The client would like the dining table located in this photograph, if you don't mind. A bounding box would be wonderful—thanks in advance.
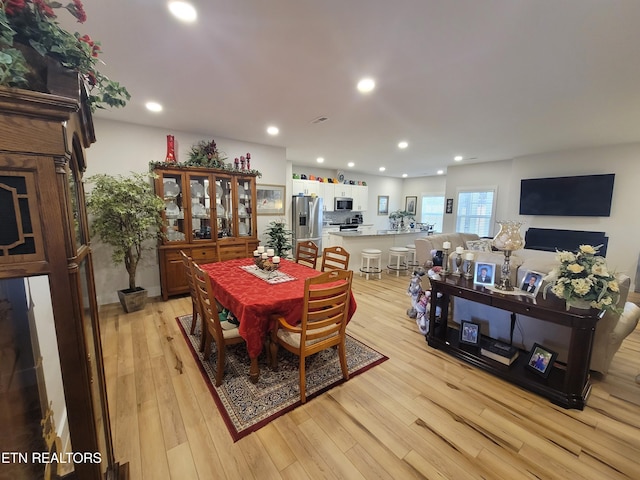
[199,257,357,382]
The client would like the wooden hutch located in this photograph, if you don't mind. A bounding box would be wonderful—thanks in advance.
[0,83,126,478]
[153,164,259,300]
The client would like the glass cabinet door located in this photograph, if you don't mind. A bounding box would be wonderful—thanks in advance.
[161,173,186,242]
[237,176,255,237]
[214,175,234,238]
[188,173,211,240]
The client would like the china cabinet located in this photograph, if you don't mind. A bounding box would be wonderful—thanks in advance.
[154,165,259,300]
[0,84,126,478]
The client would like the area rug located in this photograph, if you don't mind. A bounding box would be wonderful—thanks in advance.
[176,314,387,442]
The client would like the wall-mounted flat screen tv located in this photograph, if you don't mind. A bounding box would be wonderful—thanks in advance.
[519,173,615,216]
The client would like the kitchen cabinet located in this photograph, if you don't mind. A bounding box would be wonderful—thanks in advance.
[292,178,320,196]
[292,179,368,211]
[334,184,353,198]
[0,84,126,478]
[319,183,335,211]
[154,165,259,300]
[352,185,369,211]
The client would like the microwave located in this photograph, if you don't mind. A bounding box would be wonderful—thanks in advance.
[334,197,353,211]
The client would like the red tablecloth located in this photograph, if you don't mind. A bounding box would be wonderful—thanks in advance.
[199,258,357,358]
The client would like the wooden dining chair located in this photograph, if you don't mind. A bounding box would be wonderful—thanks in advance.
[269,269,353,403]
[320,246,350,272]
[180,250,201,336]
[192,264,245,386]
[296,240,319,269]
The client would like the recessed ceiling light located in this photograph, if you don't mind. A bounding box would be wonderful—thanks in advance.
[347,162,355,168]
[402,173,408,178]
[398,141,408,149]
[454,155,463,161]
[266,126,279,136]
[437,169,444,175]
[145,101,163,112]
[357,77,375,93]
[379,166,386,172]
[168,1,197,22]
[316,157,324,163]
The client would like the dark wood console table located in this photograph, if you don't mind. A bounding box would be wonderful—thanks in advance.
[427,276,602,409]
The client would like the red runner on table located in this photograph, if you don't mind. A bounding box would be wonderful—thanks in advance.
[199,258,357,358]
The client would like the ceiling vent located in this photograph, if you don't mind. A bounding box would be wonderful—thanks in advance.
[311,116,328,124]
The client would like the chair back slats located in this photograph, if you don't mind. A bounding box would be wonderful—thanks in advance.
[180,250,201,334]
[320,246,350,271]
[299,270,352,346]
[296,240,319,269]
[193,263,224,342]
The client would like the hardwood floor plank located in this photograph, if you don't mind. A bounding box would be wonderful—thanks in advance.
[256,423,298,471]
[166,443,198,480]
[239,432,282,480]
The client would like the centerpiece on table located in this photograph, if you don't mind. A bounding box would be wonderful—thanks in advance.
[543,244,620,312]
[1,0,129,111]
[253,246,281,272]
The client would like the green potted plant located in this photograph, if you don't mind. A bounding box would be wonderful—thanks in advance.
[86,172,164,313]
[0,0,129,111]
[264,220,293,257]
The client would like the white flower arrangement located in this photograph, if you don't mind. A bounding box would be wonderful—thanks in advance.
[543,244,620,312]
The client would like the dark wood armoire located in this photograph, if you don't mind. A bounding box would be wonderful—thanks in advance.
[0,81,127,478]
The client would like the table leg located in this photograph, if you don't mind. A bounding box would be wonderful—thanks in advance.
[249,357,260,383]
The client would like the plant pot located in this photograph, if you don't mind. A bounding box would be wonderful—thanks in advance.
[117,287,148,313]
[566,298,592,311]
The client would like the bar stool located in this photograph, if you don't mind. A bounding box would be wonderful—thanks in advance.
[405,244,419,269]
[388,247,409,276]
[360,248,382,280]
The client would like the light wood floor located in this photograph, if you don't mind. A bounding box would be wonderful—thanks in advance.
[99,273,640,480]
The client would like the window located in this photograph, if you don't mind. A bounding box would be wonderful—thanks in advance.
[420,195,444,233]
[455,189,496,237]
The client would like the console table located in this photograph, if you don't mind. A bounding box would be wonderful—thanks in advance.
[427,276,602,409]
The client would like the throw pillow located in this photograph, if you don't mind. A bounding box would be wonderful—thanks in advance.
[466,239,493,252]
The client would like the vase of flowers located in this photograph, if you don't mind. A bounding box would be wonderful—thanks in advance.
[1,0,129,111]
[543,244,620,312]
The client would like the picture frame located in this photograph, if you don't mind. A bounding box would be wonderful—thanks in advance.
[459,320,481,346]
[446,198,454,214]
[377,195,389,215]
[520,269,545,296]
[405,196,417,215]
[526,343,558,378]
[256,184,285,215]
[473,262,496,285]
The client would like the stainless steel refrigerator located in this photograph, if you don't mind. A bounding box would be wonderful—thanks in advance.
[292,195,323,254]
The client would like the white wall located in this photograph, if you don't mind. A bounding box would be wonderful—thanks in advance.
[86,119,288,304]
[442,145,640,287]
[403,175,447,229]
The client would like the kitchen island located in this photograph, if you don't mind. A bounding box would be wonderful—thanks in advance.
[327,230,428,272]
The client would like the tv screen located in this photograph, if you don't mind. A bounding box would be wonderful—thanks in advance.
[519,174,615,216]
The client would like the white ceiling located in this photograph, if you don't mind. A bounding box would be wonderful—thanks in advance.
[62,0,640,177]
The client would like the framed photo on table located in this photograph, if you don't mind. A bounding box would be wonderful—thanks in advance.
[405,196,417,215]
[526,343,558,378]
[256,184,285,215]
[459,320,481,346]
[520,270,544,296]
[473,262,495,285]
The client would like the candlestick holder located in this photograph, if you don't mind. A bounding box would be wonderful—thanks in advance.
[463,259,474,279]
[452,253,463,276]
[442,247,450,275]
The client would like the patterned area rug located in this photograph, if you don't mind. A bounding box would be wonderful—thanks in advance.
[176,314,387,442]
